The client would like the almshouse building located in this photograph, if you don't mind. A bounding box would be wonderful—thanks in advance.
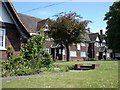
[0,0,113,60]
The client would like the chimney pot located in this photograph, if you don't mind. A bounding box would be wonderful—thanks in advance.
[100,30,103,35]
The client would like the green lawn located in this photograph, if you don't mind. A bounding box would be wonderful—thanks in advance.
[2,60,119,88]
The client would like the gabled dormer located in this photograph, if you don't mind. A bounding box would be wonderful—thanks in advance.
[1,0,30,39]
[0,0,30,51]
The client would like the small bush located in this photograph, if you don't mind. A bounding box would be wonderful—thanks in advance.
[6,47,14,60]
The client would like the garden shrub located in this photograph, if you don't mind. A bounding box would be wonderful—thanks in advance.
[2,29,53,77]
[20,29,52,69]
[6,47,14,60]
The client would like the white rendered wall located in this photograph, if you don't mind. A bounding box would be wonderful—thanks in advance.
[0,1,13,23]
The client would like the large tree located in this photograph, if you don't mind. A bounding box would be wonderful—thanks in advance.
[47,12,91,61]
[104,1,120,52]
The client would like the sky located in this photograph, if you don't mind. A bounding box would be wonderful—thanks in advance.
[12,1,114,33]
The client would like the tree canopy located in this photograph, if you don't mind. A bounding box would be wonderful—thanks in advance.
[47,12,91,61]
[104,1,120,52]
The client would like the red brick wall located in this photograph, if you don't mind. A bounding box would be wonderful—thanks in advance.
[0,51,7,60]
[6,27,21,51]
[0,26,21,60]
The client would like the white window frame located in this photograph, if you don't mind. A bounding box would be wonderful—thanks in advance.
[80,42,85,46]
[80,52,86,57]
[45,48,51,53]
[70,51,77,57]
[95,42,99,47]
[0,28,6,48]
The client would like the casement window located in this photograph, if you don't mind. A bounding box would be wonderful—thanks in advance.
[95,42,100,47]
[45,48,51,53]
[80,52,86,57]
[70,51,77,57]
[0,28,6,48]
[80,42,85,46]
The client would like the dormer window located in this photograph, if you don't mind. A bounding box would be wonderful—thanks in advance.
[95,42,100,47]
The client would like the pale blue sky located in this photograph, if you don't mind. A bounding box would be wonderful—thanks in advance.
[12,2,113,32]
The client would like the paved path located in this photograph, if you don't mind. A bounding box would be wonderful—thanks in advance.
[1,71,70,81]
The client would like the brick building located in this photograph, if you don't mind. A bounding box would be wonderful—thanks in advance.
[0,0,30,60]
[0,0,113,60]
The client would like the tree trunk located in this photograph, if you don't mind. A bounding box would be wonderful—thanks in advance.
[65,45,70,61]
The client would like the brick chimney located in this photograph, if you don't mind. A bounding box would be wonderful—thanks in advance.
[100,30,103,35]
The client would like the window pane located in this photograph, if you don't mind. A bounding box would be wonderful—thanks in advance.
[81,52,86,57]
[0,30,3,36]
[45,48,51,53]
[70,51,77,57]
[0,42,3,46]
[81,43,85,46]
[0,29,5,47]
[0,36,3,41]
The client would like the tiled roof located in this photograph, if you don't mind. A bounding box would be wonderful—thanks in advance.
[17,13,42,33]
[44,40,54,48]
[2,0,30,39]
[88,33,99,41]
[81,33,91,42]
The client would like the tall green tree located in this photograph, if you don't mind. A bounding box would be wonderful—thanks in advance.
[47,12,91,61]
[104,1,120,52]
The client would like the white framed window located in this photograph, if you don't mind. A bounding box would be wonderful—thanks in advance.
[96,52,99,56]
[45,48,51,53]
[80,52,86,57]
[80,42,85,46]
[70,51,77,57]
[95,42,99,47]
[0,28,6,48]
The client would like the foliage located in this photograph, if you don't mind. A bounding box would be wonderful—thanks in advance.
[104,1,120,51]
[2,61,118,88]
[6,46,14,60]
[47,12,91,61]
[20,29,52,69]
[2,56,24,71]
[2,29,52,77]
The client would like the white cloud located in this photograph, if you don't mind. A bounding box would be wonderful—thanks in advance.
[93,28,107,34]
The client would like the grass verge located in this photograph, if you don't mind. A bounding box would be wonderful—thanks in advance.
[2,60,119,88]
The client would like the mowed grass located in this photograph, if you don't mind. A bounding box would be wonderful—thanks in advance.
[2,60,119,88]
